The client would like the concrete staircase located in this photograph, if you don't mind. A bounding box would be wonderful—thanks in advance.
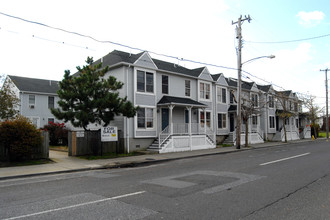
[147,138,170,153]
[222,133,234,145]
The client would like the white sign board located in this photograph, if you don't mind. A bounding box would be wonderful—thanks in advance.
[76,131,84,138]
[101,126,118,142]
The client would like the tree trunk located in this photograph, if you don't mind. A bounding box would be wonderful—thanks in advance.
[283,123,288,143]
[245,121,249,148]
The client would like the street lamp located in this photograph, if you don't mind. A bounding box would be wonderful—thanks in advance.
[236,55,275,149]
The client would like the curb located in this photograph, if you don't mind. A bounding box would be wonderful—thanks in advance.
[0,139,318,181]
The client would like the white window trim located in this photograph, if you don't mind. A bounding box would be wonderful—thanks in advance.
[185,80,191,97]
[27,116,40,128]
[199,110,213,128]
[28,94,36,108]
[269,116,275,129]
[268,95,274,109]
[135,105,157,131]
[217,112,227,129]
[134,68,156,96]
[216,86,227,104]
[198,80,212,102]
[161,74,169,94]
[251,93,259,107]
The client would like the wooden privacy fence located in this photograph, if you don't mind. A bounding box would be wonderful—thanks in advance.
[0,130,49,162]
[68,130,124,156]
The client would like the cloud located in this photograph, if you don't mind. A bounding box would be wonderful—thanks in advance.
[296,11,325,26]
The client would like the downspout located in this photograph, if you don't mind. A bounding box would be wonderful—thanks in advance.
[126,65,130,153]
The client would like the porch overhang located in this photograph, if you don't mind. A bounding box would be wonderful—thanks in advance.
[157,95,206,108]
[228,105,237,112]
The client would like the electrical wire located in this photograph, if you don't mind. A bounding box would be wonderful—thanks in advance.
[0,11,323,101]
[246,33,330,44]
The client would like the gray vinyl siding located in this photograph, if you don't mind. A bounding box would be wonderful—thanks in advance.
[20,92,61,128]
[199,69,213,81]
[217,104,228,112]
[134,53,158,69]
[156,71,197,101]
[136,93,156,106]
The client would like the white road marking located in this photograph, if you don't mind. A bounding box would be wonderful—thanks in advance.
[2,191,146,220]
[260,153,310,166]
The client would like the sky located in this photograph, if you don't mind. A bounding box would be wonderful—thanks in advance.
[0,0,329,111]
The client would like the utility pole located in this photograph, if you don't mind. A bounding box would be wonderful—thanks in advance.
[232,15,251,149]
[321,68,329,140]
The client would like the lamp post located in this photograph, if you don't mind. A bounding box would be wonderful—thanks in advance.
[236,55,275,149]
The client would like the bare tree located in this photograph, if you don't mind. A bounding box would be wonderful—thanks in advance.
[303,95,322,138]
[275,91,298,143]
[241,91,266,147]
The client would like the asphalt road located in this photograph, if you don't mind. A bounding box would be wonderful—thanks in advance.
[1,140,330,219]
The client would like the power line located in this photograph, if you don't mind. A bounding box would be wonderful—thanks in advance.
[0,11,322,100]
[246,33,330,44]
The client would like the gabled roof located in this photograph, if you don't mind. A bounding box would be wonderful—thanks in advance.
[277,90,292,97]
[152,58,202,77]
[95,50,206,78]
[257,84,272,92]
[8,75,59,94]
[157,95,206,107]
[211,74,221,81]
[225,78,255,90]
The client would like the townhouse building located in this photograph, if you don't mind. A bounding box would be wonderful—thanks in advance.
[2,50,311,153]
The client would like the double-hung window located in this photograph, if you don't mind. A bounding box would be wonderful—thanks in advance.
[137,70,154,93]
[162,75,169,94]
[200,111,211,128]
[29,95,35,108]
[200,82,210,100]
[217,87,226,103]
[218,113,227,129]
[252,115,258,125]
[48,96,54,109]
[230,90,234,104]
[269,95,274,108]
[269,116,275,128]
[137,108,154,129]
[185,80,190,97]
[251,94,258,107]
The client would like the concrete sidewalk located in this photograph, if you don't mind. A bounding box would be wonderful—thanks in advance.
[0,139,316,180]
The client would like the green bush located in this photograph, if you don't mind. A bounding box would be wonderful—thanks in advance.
[0,116,42,161]
[43,122,68,146]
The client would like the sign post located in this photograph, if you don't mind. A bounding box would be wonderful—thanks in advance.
[101,126,118,155]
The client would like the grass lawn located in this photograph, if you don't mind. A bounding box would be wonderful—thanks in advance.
[318,132,327,138]
[49,145,68,151]
[78,151,147,160]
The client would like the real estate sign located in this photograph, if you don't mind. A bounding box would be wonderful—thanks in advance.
[101,126,118,142]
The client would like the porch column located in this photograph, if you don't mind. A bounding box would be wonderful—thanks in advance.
[186,106,192,151]
[169,105,174,135]
[203,108,207,134]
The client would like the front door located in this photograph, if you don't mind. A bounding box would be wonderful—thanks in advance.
[162,108,169,131]
[229,113,235,132]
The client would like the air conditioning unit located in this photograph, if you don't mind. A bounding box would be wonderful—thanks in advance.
[29,104,35,109]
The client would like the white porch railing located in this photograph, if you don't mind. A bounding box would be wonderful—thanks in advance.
[159,126,170,148]
[158,123,216,149]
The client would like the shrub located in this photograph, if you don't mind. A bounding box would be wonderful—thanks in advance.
[0,116,42,161]
[43,122,68,146]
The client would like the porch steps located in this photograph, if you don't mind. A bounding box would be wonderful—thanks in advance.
[223,133,234,145]
[147,138,169,153]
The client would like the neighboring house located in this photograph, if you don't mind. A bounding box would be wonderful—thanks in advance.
[3,75,61,128]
